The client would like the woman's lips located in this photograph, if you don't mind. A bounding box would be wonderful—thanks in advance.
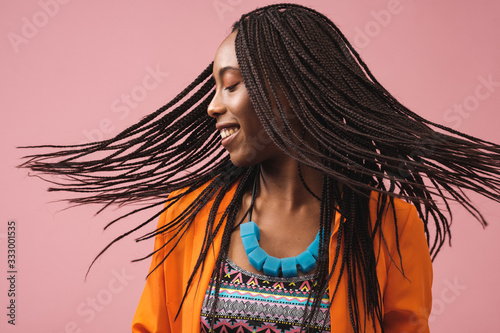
[220,126,239,139]
[220,126,240,147]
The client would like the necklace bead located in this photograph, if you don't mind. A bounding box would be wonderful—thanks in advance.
[240,221,320,277]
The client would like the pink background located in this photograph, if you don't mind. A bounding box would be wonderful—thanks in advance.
[2,0,500,332]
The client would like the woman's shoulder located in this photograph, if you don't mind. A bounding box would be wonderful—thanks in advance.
[369,189,417,213]
[368,189,422,232]
[367,190,430,266]
[167,180,211,205]
[164,177,240,218]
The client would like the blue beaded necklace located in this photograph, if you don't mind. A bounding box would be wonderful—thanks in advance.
[239,170,320,278]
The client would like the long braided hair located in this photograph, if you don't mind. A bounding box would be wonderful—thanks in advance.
[17,3,500,332]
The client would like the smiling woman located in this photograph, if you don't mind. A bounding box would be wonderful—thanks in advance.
[208,31,286,168]
[17,3,500,333]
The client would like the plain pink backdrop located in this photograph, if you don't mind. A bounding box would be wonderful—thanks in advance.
[1,0,500,332]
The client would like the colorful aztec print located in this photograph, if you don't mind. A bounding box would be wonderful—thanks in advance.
[200,258,331,332]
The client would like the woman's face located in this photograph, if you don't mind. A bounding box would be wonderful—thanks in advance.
[207,30,285,167]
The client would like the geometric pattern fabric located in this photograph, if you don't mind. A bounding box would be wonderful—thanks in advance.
[200,258,331,332]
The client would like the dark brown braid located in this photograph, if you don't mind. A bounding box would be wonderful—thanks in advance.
[17,3,500,332]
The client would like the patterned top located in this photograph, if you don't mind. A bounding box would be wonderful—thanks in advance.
[200,258,331,332]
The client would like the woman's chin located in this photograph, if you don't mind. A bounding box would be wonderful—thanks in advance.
[228,153,259,168]
[229,157,250,168]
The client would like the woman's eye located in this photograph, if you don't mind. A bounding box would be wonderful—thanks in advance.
[224,83,239,91]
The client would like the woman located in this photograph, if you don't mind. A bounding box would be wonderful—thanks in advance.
[18,3,500,332]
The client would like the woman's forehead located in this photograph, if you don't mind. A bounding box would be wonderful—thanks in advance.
[213,31,239,76]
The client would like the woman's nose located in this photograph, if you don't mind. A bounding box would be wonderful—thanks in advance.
[207,89,225,118]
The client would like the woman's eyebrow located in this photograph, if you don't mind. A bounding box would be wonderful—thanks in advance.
[215,66,240,79]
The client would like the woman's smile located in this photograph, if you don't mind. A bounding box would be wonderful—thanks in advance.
[207,30,284,167]
[218,124,241,147]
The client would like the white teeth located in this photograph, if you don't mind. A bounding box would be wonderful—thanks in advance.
[220,127,239,139]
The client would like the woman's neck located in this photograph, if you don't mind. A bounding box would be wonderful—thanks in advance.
[258,156,324,210]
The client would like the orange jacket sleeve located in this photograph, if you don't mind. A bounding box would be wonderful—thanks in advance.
[131,204,171,333]
[130,183,233,333]
[382,204,433,333]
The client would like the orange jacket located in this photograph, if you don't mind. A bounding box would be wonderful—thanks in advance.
[132,180,432,332]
